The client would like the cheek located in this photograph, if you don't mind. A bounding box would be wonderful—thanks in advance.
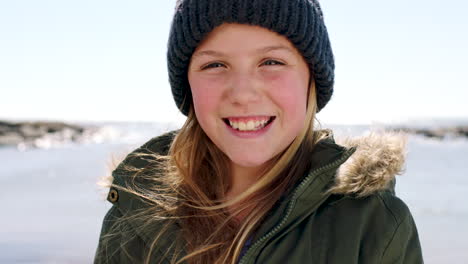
[266,71,308,117]
[189,76,223,125]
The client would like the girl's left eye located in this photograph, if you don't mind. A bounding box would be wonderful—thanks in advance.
[262,59,285,66]
[201,62,225,70]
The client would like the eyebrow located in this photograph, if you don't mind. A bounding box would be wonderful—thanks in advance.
[192,45,295,58]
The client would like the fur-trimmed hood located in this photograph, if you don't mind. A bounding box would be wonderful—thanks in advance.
[330,131,407,197]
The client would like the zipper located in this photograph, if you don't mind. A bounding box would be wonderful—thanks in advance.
[237,147,356,264]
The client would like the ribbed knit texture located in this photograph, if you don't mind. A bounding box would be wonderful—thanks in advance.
[167,0,334,115]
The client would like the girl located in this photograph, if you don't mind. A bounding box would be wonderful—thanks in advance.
[94,0,423,263]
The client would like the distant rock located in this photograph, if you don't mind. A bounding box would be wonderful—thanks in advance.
[0,120,120,150]
[387,125,468,140]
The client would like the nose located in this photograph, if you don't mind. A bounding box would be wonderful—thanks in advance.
[227,71,261,106]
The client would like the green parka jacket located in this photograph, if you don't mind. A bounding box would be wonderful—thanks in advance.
[94,130,423,264]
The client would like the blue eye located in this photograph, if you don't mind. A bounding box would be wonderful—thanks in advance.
[262,60,285,66]
[202,62,225,70]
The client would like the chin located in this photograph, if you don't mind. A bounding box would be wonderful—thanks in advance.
[229,154,271,169]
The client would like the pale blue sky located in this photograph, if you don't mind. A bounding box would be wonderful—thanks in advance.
[1,0,467,124]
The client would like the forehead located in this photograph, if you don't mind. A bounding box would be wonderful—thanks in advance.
[193,23,298,57]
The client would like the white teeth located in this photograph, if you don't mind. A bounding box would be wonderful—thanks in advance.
[227,118,272,131]
[239,122,246,130]
[246,120,255,130]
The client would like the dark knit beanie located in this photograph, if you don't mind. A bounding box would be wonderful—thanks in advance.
[167,0,334,115]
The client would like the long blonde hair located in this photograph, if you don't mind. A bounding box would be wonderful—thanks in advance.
[106,80,325,264]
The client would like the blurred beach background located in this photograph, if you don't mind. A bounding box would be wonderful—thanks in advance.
[1,0,467,263]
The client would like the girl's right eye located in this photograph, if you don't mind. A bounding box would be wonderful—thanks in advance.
[202,62,225,70]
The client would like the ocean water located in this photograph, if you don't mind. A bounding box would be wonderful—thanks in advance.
[0,122,466,264]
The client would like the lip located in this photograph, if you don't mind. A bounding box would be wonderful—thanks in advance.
[223,116,276,139]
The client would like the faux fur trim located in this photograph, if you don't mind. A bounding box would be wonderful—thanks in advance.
[329,131,408,197]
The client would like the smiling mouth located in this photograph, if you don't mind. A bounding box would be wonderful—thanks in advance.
[222,116,276,131]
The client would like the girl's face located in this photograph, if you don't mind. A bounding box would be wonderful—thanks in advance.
[188,23,310,173]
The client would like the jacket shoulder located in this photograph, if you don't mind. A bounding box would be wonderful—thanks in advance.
[326,190,413,233]
[95,131,181,262]
[376,191,412,225]
[112,130,177,177]
[105,130,177,208]
[323,191,423,263]
[377,192,424,263]
[105,129,178,208]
